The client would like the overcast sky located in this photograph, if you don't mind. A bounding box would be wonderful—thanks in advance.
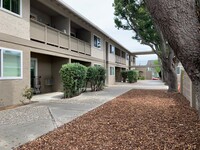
[62,0,157,65]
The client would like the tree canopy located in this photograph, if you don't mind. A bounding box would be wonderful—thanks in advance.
[114,0,160,53]
[113,0,178,92]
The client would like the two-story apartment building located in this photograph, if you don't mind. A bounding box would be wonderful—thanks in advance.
[0,0,135,106]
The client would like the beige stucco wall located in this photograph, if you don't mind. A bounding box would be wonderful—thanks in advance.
[0,0,30,40]
[108,53,115,63]
[91,34,104,60]
[107,65,115,85]
[126,59,129,66]
[91,47,104,60]
[135,67,152,80]
[52,57,69,92]
[0,41,30,106]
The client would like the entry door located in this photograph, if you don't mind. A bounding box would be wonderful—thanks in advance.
[31,58,38,88]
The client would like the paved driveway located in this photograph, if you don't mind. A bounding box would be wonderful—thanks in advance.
[0,80,167,149]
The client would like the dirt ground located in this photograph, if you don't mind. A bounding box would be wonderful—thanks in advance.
[16,90,200,150]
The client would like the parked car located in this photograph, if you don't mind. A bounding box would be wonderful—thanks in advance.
[152,77,159,80]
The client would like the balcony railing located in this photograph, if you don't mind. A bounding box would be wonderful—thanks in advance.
[115,55,126,64]
[30,19,91,55]
[71,36,91,55]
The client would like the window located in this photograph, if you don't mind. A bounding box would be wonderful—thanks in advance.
[110,67,115,75]
[126,53,129,60]
[110,45,115,54]
[0,48,22,79]
[94,64,101,67]
[94,35,101,48]
[1,0,21,15]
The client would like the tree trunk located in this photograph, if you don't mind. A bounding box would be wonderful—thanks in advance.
[161,62,168,84]
[145,0,200,116]
[168,67,178,92]
[162,58,178,92]
[145,0,200,82]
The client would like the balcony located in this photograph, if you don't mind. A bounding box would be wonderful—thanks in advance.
[30,19,91,55]
[71,36,91,55]
[115,55,126,64]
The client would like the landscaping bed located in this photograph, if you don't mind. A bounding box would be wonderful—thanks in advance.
[16,90,200,150]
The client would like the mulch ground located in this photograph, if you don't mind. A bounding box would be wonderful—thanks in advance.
[16,90,200,150]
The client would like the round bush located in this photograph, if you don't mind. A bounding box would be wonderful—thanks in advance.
[59,63,87,98]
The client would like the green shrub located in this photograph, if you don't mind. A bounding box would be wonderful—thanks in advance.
[96,66,106,91]
[121,70,128,82]
[86,66,98,91]
[59,63,87,98]
[127,70,138,83]
[86,66,106,91]
[21,86,33,104]
[138,76,145,80]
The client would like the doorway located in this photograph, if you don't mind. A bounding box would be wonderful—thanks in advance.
[31,58,38,87]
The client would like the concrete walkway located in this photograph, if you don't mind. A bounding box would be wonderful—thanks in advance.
[0,80,167,150]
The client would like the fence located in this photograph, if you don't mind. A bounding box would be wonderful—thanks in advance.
[180,70,196,109]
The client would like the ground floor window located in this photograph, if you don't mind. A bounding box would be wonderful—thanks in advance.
[94,64,101,67]
[0,47,23,79]
[110,67,115,75]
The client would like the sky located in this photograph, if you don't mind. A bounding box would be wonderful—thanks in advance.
[62,0,157,65]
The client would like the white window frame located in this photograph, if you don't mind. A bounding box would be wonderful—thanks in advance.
[93,34,101,49]
[110,67,115,75]
[0,0,22,17]
[0,47,23,80]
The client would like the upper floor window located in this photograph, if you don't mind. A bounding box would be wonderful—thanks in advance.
[126,53,129,60]
[0,0,21,15]
[0,48,23,79]
[94,35,101,48]
[110,45,115,54]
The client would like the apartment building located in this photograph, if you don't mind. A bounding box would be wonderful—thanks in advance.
[0,0,135,106]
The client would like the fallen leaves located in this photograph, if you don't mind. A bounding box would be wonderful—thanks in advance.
[16,90,200,150]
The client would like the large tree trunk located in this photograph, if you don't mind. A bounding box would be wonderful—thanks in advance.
[162,67,168,83]
[145,0,200,81]
[168,67,178,92]
[161,58,178,92]
[145,0,200,115]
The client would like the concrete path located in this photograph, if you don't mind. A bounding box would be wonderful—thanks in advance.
[0,80,167,150]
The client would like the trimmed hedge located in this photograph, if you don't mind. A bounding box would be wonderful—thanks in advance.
[121,70,128,82]
[121,70,138,83]
[86,66,98,91]
[86,66,106,91]
[95,66,106,91]
[60,64,106,98]
[59,63,87,98]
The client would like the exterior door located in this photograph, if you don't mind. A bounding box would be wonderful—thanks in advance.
[31,58,38,88]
